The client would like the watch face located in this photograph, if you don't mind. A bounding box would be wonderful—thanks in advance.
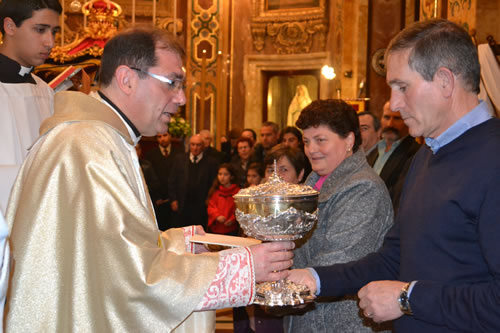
[399,290,412,314]
[400,296,409,309]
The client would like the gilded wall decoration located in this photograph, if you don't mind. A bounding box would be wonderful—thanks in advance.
[156,17,183,35]
[448,0,475,32]
[118,0,172,18]
[420,0,440,20]
[371,48,386,76]
[250,0,327,54]
[51,0,122,63]
[187,0,221,132]
[266,0,320,10]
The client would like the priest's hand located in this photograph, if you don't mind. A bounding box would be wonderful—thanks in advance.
[250,241,294,282]
[358,280,405,323]
[287,269,317,295]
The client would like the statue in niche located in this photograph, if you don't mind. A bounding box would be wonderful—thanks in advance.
[287,84,312,126]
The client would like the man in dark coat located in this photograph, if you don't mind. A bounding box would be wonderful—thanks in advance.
[144,132,183,230]
[168,134,218,229]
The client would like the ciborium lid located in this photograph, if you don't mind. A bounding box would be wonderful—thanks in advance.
[234,164,318,241]
[234,164,318,200]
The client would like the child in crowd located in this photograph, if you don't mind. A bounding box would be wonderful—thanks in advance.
[207,163,240,235]
[246,162,264,187]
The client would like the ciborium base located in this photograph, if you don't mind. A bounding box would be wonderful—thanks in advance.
[254,280,315,306]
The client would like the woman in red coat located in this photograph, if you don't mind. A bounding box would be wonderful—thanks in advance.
[207,163,240,235]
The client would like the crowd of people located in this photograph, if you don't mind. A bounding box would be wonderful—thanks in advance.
[135,114,321,234]
[1,0,499,331]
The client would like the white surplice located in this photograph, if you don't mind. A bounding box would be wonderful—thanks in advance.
[0,75,53,211]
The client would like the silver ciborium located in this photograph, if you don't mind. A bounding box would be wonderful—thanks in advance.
[234,168,319,306]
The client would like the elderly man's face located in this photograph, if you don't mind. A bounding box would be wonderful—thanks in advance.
[190,135,204,156]
[134,49,186,136]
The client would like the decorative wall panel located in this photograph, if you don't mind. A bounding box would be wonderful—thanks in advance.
[187,0,221,134]
[250,0,327,54]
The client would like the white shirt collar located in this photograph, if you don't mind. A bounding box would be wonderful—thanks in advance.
[91,91,141,145]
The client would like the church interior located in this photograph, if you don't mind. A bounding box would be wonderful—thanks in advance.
[21,0,500,148]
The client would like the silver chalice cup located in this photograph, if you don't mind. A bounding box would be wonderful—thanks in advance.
[234,171,318,306]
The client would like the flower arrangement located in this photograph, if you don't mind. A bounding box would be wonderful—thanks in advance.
[168,116,192,138]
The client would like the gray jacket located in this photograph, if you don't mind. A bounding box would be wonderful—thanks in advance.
[286,149,394,333]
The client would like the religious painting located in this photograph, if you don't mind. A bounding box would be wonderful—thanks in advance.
[266,0,320,11]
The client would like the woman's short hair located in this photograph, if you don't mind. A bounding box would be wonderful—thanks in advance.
[296,99,361,153]
[242,128,257,142]
[264,144,305,177]
[235,136,254,149]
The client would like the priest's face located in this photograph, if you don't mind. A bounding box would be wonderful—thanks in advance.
[7,9,60,67]
[135,49,186,136]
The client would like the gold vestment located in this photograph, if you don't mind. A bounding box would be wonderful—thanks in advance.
[5,91,224,332]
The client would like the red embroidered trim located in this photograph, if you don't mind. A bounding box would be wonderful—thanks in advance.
[196,247,255,310]
[243,246,255,305]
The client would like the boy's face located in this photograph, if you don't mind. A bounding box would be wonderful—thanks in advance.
[7,8,60,67]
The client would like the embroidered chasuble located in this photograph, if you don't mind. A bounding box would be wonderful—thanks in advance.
[5,91,255,332]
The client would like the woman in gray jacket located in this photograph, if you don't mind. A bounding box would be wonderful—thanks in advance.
[285,99,393,332]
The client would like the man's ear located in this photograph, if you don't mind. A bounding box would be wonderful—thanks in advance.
[3,17,16,36]
[435,67,455,98]
[114,65,137,95]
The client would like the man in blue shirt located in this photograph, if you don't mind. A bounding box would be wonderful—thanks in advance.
[288,19,500,332]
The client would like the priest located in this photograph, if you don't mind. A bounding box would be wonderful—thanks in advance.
[5,27,294,332]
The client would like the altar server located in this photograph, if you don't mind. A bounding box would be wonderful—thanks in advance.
[0,0,61,211]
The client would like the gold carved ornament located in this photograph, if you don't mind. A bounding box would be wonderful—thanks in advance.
[50,0,122,63]
[252,20,326,54]
[250,0,327,54]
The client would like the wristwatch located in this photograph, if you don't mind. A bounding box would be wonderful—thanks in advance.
[398,282,413,315]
